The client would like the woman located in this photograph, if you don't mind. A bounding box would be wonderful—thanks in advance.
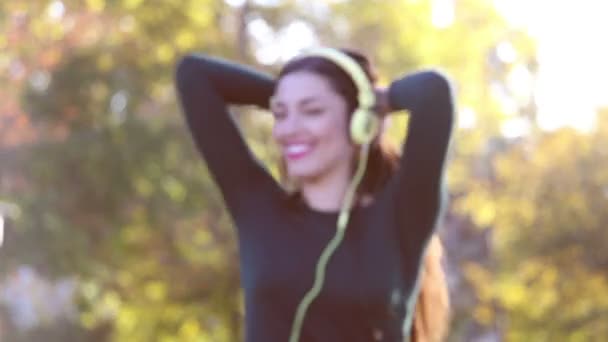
[175,47,453,341]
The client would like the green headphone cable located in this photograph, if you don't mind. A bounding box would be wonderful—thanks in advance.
[288,143,372,342]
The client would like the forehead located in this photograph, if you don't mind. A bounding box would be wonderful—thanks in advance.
[274,71,336,103]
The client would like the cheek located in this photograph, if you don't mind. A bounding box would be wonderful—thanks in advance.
[317,111,351,147]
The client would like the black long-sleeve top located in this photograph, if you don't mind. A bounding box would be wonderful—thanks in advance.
[175,53,454,342]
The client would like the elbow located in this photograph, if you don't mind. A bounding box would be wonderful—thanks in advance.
[174,54,209,91]
[389,69,455,118]
[422,70,455,122]
[420,70,453,105]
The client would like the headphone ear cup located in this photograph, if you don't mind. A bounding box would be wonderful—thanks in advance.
[350,109,380,145]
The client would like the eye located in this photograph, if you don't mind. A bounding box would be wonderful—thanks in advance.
[303,108,324,116]
[272,110,287,120]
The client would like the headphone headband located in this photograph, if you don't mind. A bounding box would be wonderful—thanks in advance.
[298,48,375,110]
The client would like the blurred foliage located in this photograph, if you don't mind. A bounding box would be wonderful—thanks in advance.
[460,110,608,340]
[0,0,606,341]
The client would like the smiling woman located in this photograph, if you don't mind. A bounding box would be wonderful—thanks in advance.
[175,47,454,342]
[271,71,356,201]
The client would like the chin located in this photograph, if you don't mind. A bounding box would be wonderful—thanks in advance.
[288,171,318,183]
[287,166,324,183]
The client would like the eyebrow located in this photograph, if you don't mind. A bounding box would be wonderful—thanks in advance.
[271,96,322,108]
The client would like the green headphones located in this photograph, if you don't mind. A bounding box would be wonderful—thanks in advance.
[286,47,379,342]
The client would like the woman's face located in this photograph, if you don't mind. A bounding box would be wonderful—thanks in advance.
[271,71,355,184]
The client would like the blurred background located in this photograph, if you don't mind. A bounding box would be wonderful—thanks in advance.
[1,0,607,341]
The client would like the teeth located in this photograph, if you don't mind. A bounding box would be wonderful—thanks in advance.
[286,144,311,154]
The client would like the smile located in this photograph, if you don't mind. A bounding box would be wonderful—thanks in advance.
[284,144,313,160]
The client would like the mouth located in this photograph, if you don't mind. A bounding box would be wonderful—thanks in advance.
[283,143,314,161]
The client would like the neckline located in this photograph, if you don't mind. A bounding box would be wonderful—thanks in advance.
[285,190,377,220]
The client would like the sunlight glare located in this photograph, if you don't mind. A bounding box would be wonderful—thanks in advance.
[494,0,608,132]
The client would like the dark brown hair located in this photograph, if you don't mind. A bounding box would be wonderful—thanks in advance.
[277,48,450,341]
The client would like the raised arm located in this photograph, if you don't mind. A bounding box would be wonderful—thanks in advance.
[174,53,278,211]
[386,70,455,249]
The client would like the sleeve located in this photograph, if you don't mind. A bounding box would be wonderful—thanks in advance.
[386,70,455,250]
[174,53,279,212]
